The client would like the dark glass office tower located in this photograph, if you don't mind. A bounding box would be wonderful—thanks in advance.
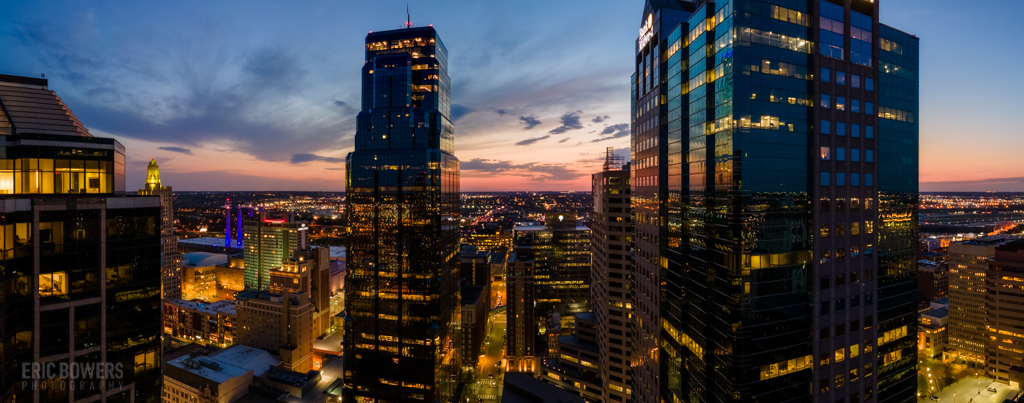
[630,1,918,402]
[344,26,462,403]
[0,74,163,402]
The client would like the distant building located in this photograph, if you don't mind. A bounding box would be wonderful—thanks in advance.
[512,213,591,333]
[949,235,1019,363]
[590,154,632,402]
[234,290,314,372]
[0,73,163,401]
[163,299,237,347]
[243,215,308,290]
[463,224,511,253]
[215,254,246,300]
[539,313,602,402]
[918,259,949,302]
[986,239,1024,386]
[461,283,490,373]
[507,249,537,373]
[183,252,229,301]
[918,303,948,359]
[140,159,180,299]
[179,236,244,254]
[163,345,280,403]
[460,244,493,286]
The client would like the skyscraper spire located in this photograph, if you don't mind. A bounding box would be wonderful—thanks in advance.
[406,4,411,28]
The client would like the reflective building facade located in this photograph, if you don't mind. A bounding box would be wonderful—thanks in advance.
[630,1,918,402]
[344,26,462,403]
[0,74,163,402]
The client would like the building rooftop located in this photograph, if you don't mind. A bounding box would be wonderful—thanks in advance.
[513,225,590,232]
[558,335,599,354]
[502,372,584,403]
[235,290,308,303]
[922,308,948,320]
[462,284,486,305]
[184,252,230,267]
[329,246,346,260]
[165,298,236,316]
[166,345,279,384]
[180,237,242,248]
[959,234,1021,246]
[0,74,92,137]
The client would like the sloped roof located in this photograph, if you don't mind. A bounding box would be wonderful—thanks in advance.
[0,75,92,137]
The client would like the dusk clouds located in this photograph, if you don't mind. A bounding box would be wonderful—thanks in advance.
[519,115,542,130]
[0,1,639,190]
[549,111,584,134]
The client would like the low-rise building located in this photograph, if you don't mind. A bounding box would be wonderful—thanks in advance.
[918,304,948,359]
[183,252,230,301]
[235,290,314,372]
[163,345,280,403]
[164,299,237,347]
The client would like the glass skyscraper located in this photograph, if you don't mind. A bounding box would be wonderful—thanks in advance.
[0,74,163,402]
[343,26,462,403]
[630,1,918,402]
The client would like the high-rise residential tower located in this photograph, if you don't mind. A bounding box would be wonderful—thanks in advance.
[242,214,308,290]
[138,159,179,299]
[0,74,163,402]
[591,150,632,402]
[343,25,462,403]
[630,1,919,402]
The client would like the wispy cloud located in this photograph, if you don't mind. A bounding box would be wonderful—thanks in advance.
[516,135,550,146]
[592,123,630,142]
[462,158,581,181]
[451,104,474,122]
[291,153,345,163]
[558,137,570,143]
[158,146,192,155]
[592,115,609,123]
[519,115,542,130]
[550,111,584,134]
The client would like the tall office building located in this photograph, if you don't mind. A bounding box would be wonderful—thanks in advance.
[947,236,1017,364]
[0,74,163,402]
[986,239,1024,386]
[506,249,537,373]
[512,213,591,334]
[242,214,308,290]
[343,25,462,403]
[591,151,633,402]
[630,1,918,402]
[138,159,179,299]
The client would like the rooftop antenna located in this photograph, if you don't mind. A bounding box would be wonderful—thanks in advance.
[406,4,412,28]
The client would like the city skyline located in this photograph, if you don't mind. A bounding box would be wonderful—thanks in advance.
[1,0,1022,192]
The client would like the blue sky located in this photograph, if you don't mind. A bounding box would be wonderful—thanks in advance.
[1,0,1022,191]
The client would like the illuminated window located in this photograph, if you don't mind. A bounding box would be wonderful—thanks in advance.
[39,272,68,297]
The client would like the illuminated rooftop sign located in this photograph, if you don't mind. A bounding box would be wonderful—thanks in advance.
[639,13,654,49]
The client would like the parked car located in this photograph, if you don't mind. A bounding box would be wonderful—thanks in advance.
[929,396,939,402]
[987,386,998,392]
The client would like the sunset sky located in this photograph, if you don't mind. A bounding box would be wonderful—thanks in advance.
[2,0,1022,192]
